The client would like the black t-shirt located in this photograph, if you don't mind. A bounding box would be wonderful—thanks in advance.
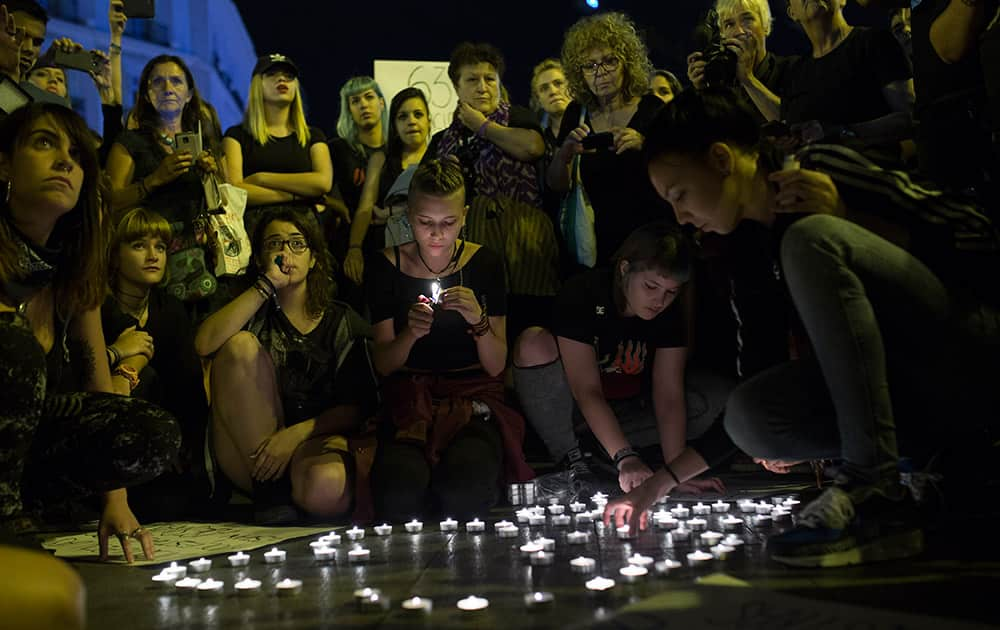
[556,94,674,266]
[552,268,687,400]
[224,124,327,180]
[101,289,207,429]
[367,244,507,372]
[328,137,382,216]
[779,27,912,127]
[115,130,205,236]
[246,300,376,425]
[911,0,996,191]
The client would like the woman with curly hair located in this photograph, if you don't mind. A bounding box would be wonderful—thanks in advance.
[548,12,673,265]
[194,208,376,525]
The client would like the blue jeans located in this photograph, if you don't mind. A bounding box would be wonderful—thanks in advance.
[725,215,999,486]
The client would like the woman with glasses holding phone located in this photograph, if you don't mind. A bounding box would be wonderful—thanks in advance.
[194,208,376,525]
[548,12,673,266]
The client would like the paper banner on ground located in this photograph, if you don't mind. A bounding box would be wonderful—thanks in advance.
[41,521,337,565]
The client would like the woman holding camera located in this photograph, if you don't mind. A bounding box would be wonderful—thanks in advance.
[548,12,670,267]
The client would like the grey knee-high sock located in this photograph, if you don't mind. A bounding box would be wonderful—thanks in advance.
[513,360,579,463]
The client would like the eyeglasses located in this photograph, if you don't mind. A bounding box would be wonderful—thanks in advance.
[262,237,309,254]
[580,56,621,76]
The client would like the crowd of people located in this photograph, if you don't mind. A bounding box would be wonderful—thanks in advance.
[1,1,999,622]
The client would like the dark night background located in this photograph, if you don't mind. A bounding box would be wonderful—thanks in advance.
[235,0,884,135]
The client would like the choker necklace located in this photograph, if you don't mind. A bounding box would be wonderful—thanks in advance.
[114,289,150,318]
[417,240,461,276]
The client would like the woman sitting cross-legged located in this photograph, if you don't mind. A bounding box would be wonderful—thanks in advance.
[514,222,732,502]
[194,208,376,525]
[368,159,533,522]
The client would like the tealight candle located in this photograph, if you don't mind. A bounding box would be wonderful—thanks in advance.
[524,591,555,608]
[264,547,286,564]
[570,556,597,574]
[310,540,331,550]
[654,515,678,531]
[722,534,745,547]
[457,595,490,611]
[752,514,772,527]
[313,546,335,562]
[520,542,544,557]
[692,502,711,516]
[547,504,565,515]
[529,551,554,566]
[348,547,370,563]
[712,500,731,513]
[465,518,485,533]
[700,531,723,545]
[738,500,757,513]
[197,578,224,596]
[619,565,648,582]
[687,550,713,565]
[188,557,211,573]
[151,571,178,587]
[439,517,458,532]
[494,520,514,532]
[654,559,682,575]
[591,492,608,503]
[359,590,389,612]
[174,577,202,593]
[535,536,556,551]
[671,527,691,542]
[234,578,262,596]
[616,524,634,540]
[627,553,655,568]
[772,495,787,506]
[569,501,587,513]
[755,502,773,515]
[162,562,187,578]
[721,515,744,531]
[782,498,801,509]
[402,596,433,613]
[276,578,303,596]
[346,526,365,541]
[566,530,590,545]
[498,525,519,538]
[405,519,424,533]
[528,513,546,526]
[575,512,593,525]
[711,544,735,560]
[585,576,616,592]
[374,523,393,536]
[319,532,342,545]
[670,505,691,519]
[515,509,532,524]
[688,517,708,532]
[771,509,791,522]
[551,514,571,527]
[353,587,379,603]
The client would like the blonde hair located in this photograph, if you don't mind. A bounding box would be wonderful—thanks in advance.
[716,0,773,36]
[244,74,311,148]
[108,208,173,289]
[561,12,653,111]
[529,58,565,111]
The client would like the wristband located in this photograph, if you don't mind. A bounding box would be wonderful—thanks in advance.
[476,120,491,139]
[258,274,277,296]
[107,344,121,367]
[109,42,122,53]
[612,446,640,469]
[252,284,270,301]
[113,364,140,392]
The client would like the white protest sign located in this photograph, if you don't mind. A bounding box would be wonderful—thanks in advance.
[374,60,458,134]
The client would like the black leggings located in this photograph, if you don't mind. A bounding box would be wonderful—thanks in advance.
[0,315,181,519]
[372,418,502,522]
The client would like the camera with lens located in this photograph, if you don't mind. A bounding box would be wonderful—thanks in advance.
[691,9,739,89]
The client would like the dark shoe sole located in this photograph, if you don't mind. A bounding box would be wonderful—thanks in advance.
[772,528,924,568]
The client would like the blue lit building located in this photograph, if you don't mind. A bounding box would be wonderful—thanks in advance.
[40,0,256,135]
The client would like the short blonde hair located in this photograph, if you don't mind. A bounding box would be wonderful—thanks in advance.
[561,12,653,111]
[529,58,565,111]
[716,0,773,36]
[108,208,173,289]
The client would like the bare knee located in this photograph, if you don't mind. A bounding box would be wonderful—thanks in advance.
[213,331,264,372]
[513,327,559,367]
[0,548,85,630]
[293,459,350,517]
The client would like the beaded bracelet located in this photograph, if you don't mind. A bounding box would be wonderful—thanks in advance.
[113,364,140,392]
[470,311,491,337]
